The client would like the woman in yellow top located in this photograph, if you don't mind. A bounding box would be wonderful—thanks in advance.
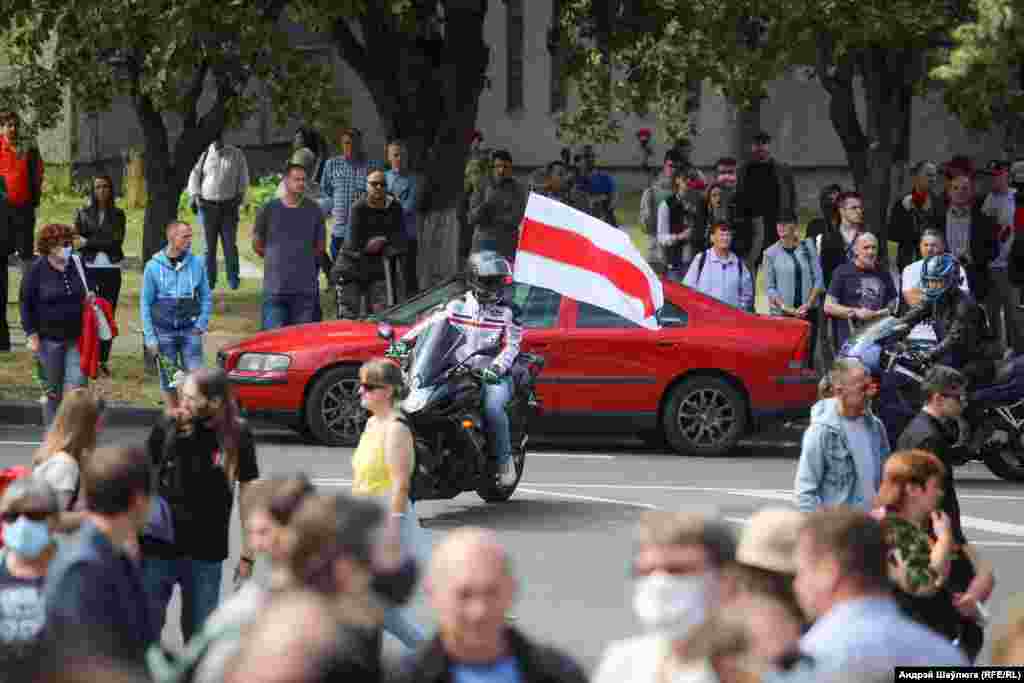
[351,357,427,649]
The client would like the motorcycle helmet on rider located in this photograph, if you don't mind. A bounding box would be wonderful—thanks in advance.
[467,251,512,304]
[920,253,960,304]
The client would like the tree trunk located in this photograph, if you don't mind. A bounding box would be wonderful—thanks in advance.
[331,1,489,289]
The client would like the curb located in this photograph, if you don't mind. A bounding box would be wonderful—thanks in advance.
[0,401,164,428]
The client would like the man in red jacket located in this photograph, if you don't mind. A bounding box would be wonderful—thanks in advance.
[0,111,45,273]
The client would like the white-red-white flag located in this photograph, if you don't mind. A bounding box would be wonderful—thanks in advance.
[514,192,663,330]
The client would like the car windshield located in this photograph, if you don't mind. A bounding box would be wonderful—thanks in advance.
[370,278,469,325]
[845,315,901,354]
[407,317,465,388]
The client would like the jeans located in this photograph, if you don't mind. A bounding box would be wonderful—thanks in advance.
[330,234,345,262]
[383,501,428,649]
[482,376,513,466]
[155,329,205,392]
[262,292,317,330]
[37,338,86,425]
[199,202,241,290]
[141,556,223,642]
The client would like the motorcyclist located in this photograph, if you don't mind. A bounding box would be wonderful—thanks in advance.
[397,251,523,487]
[896,253,999,388]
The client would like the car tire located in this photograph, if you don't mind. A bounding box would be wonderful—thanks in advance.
[663,375,747,457]
[305,366,367,447]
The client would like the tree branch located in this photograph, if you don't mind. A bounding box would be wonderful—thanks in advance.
[816,34,868,184]
[332,17,371,84]
[182,60,210,131]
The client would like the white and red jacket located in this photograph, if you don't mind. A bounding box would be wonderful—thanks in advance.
[402,291,523,375]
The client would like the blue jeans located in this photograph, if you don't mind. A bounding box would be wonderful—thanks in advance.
[330,234,345,261]
[382,501,428,649]
[483,376,513,466]
[262,293,317,330]
[141,557,223,642]
[199,203,241,290]
[36,338,86,425]
[155,330,205,392]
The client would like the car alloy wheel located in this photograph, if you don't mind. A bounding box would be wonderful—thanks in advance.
[663,375,747,457]
[306,366,368,446]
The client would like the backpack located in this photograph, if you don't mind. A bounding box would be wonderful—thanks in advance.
[0,466,32,548]
[694,249,752,311]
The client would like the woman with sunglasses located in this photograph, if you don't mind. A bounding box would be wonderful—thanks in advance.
[0,477,61,669]
[350,357,427,649]
[20,223,95,425]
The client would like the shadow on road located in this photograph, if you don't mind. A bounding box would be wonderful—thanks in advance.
[421,498,649,533]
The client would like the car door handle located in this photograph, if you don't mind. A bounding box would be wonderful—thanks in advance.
[656,340,678,347]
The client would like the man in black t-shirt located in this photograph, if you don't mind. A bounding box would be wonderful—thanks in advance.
[825,232,899,352]
[141,368,259,642]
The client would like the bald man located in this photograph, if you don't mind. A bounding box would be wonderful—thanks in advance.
[398,527,586,683]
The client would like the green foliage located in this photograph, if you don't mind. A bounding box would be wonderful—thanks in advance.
[932,0,1024,134]
[242,174,283,216]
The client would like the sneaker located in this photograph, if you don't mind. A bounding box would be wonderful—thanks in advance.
[497,461,517,487]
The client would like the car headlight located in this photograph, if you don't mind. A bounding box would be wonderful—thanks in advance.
[235,353,291,372]
[402,387,432,414]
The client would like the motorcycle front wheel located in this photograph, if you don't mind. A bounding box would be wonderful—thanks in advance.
[979,418,1024,481]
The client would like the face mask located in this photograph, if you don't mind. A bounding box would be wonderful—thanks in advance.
[61,245,72,260]
[3,516,51,559]
[633,572,708,639]
[371,557,419,606]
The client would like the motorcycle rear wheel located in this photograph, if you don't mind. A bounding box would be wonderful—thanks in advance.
[477,446,526,503]
[984,447,1024,481]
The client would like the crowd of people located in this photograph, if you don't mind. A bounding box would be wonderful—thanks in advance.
[4,363,1024,682]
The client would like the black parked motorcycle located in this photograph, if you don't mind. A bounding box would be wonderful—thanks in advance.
[378,318,545,502]
[840,317,1024,481]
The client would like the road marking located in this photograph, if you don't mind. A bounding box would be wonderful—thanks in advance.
[528,453,616,460]
[517,488,658,509]
[960,515,1024,537]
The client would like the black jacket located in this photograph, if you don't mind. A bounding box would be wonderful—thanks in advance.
[941,205,997,300]
[888,193,943,272]
[396,628,587,683]
[896,411,967,545]
[75,200,127,264]
[898,287,995,370]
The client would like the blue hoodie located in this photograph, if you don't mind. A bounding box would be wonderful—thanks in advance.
[141,248,213,346]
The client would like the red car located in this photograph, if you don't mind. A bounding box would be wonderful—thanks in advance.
[218,277,818,455]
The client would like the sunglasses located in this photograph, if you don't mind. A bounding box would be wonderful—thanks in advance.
[368,181,386,187]
[359,382,386,392]
[2,510,51,523]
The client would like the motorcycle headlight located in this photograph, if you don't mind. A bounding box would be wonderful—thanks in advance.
[235,353,291,372]
[402,387,433,414]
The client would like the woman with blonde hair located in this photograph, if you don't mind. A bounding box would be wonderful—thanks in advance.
[876,449,989,659]
[350,357,428,649]
[33,388,100,514]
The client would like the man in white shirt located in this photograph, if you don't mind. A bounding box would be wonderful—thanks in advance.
[187,134,250,308]
[683,222,754,311]
[901,229,970,342]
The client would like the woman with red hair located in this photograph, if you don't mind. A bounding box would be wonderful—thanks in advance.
[20,224,92,425]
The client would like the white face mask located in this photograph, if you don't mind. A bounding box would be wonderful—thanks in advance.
[633,571,709,639]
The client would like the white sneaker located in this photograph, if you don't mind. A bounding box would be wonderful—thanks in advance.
[497,461,517,487]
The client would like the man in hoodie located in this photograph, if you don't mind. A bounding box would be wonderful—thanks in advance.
[140,222,214,411]
[639,150,681,270]
[333,168,407,319]
[794,358,890,512]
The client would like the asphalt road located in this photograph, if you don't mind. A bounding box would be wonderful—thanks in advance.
[2,422,1022,669]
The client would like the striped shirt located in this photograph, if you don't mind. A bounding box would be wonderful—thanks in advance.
[319,156,377,238]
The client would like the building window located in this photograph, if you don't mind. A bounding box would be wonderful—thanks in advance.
[506,0,524,112]
[549,0,567,113]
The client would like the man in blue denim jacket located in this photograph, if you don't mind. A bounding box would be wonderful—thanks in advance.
[141,221,213,411]
[794,359,890,512]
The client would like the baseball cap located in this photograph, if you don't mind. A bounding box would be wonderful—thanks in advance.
[735,507,805,575]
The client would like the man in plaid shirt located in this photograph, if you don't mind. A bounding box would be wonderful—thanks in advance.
[319,127,378,260]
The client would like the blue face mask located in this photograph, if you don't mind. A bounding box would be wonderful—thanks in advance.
[3,516,51,559]
[61,245,72,260]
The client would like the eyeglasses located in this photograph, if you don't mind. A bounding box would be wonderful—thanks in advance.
[2,510,51,523]
[368,181,386,188]
[359,382,386,392]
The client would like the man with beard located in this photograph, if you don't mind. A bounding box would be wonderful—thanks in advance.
[141,368,260,643]
[824,232,898,353]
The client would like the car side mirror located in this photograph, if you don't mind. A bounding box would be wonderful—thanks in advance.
[378,322,394,341]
